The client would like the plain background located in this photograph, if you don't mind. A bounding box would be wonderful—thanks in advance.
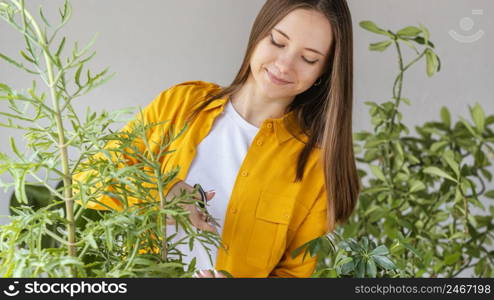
[0,0,493,275]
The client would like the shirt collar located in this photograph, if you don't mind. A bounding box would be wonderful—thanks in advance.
[203,97,307,145]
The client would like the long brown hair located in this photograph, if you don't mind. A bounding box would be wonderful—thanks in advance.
[186,0,360,232]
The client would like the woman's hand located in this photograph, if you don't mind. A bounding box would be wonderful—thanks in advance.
[165,180,217,233]
[192,269,227,278]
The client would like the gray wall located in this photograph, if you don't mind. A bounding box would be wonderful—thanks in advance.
[1,1,493,231]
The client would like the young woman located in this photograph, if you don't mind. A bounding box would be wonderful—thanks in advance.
[75,0,360,278]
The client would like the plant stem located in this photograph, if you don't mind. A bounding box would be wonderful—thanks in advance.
[14,0,77,263]
[139,118,168,262]
[157,173,168,262]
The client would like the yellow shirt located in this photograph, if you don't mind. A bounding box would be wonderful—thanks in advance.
[74,80,329,278]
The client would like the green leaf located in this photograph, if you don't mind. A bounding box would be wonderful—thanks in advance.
[413,36,435,48]
[20,50,35,64]
[370,165,386,182]
[39,6,52,27]
[367,259,377,277]
[364,139,387,149]
[450,232,467,240]
[400,98,411,106]
[340,260,354,275]
[0,52,24,69]
[485,190,494,199]
[336,257,353,268]
[355,258,365,278]
[409,180,426,193]
[486,115,494,126]
[401,241,422,259]
[419,24,431,46]
[397,26,422,37]
[0,83,13,93]
[443,252,461,265]
[55,37,66,57]
[460,117,479,137]
[370,245,389,256]
[354,132,371,141]
[440,107,451,128]
[425,49,439,77]
[369,40,393,52]
[480,169,492,182]
[14,170,28,205]
[467,214,478,228]
[359,21,390,36]
[75,64,83,87]
[443,151,460,178]
[392,141,404,159]
[87,233,98,250]
[373,255,396,270]
[400,39,420,54]
[9,137,23,160]
[470,103,485,133]
[423,166,458,183]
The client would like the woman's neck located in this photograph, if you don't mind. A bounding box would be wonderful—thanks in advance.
[230,75,293,127]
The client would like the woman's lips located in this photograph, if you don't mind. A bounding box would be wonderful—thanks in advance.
[265,69,292,85]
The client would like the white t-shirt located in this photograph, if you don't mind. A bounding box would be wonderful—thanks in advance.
[166,100,259,270]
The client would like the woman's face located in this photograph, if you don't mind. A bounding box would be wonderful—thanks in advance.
[249,8,333,100]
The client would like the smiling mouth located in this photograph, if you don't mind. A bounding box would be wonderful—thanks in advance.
[265,69,292,85]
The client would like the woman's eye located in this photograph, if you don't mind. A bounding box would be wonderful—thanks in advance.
[303,57,318,65]
[270,33,318,65]
[270,35,284,48]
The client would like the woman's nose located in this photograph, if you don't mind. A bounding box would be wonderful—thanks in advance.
[274,51,296,74]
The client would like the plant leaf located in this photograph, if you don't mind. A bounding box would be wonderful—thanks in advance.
[470,103,485,133]
[424,166,458,183]
[440,107,451,128]
[360,21,391,36]
[425,49,439,77]
[397,26,422,37]
[373,255,396,270]
[370,245,389,256]
[370,165,386,182]
[443,151,460,178]
[369,40,393,52]
[409,180,426,193]
[367,259,377,277]
[443,253,461,265]
[485,190,494,199]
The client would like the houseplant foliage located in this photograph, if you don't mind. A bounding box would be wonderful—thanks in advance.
[304,21,494,278]
[2,1,492,279]
[0,0,220,277]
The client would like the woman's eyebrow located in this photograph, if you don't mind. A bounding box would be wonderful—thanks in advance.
[273,28,326,57]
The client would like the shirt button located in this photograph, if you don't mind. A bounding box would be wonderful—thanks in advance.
[241,171,248,177]
[231,207,238,214]
[224,244,229,251]
[256,140,263,146]
[267,123,273,129]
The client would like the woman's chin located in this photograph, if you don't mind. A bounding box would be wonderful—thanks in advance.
[259,81,293,98]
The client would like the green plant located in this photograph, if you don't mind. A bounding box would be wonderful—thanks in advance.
[298,21,494,278]
[0,0,220,277]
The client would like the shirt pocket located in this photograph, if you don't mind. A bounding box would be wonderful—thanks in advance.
[246,190,294,270]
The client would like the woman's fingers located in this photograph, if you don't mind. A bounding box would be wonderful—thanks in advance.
[192,269,226,278]
[196,217,218,233]
[205,190,215,201]
[213,270,227,278]
[166,182,218,232]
